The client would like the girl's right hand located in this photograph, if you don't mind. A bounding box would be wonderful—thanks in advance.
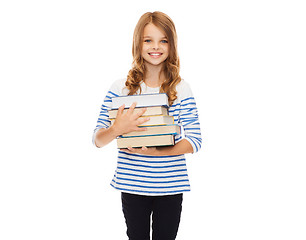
[111,102,150,136]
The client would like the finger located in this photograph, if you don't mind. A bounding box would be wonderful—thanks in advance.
[137,117,150,126]
[127,146,135,152]
[117,104,125,117]
[137,127,147,132]
[137,107,147,117]
[131,108,146,121]
[127,102,137,114]
[141,146,147,151]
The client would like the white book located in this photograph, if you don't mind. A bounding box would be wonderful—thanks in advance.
[111,93,169,109]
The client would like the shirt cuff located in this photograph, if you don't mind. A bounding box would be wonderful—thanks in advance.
[92,127,104,147]
[184,136,199,154]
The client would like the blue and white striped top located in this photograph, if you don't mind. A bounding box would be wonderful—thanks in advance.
[93,78,202,196]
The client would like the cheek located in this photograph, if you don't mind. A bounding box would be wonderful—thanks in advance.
[141,48,146,57]
[164,47,169,57]
[164,45,169,53]
[141,46,149,54]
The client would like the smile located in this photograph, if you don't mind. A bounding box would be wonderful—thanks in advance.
[148,52,163,58]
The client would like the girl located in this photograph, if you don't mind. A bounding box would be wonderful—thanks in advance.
[93,11,202,240]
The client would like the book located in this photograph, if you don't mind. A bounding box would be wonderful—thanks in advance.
[110,93,179,148]
[111,115,174,126]
[111,93,169,109]
[108,106,168,119]
[121,124,181,137]
[117,134,174,148]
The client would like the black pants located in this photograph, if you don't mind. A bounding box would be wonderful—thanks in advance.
[121,192,183,240]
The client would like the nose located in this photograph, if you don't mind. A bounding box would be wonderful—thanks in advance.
[152,41,159,50]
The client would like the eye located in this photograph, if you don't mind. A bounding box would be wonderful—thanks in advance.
[161,40,168,43]
[144,39,151,43]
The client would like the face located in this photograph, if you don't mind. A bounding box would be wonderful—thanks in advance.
[141,23,169,67]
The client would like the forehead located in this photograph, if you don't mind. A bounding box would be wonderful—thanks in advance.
[143,23,167,38]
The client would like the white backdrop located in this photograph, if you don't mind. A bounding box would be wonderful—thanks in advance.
[1,0,305,239]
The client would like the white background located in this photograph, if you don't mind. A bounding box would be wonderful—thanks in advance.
[1,0,305,239]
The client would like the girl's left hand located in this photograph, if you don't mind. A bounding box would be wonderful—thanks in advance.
[120,146,159,156]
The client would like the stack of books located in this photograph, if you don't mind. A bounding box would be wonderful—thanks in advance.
[109,93,180,148]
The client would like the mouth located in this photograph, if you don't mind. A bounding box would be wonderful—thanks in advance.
[148,52,163,57]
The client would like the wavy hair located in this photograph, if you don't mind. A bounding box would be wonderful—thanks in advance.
[125,11,181,106]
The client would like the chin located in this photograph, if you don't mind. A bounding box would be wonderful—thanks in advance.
[144,59,167,67]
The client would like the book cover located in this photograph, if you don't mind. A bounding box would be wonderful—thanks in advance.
[121,124,180,138]
[111,115,174,127]
[117,134,175,148]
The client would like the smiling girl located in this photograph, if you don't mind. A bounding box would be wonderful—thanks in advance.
[93,11,202,240]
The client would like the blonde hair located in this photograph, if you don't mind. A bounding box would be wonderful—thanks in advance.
[125,11,181,106]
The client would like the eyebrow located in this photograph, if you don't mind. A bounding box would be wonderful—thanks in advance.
[143,36,167,39]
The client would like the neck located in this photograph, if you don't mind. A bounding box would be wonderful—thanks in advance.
[144,62,165,88]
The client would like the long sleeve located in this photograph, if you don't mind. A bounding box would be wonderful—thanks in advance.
[92,82,120,146]
[178,82,202,153]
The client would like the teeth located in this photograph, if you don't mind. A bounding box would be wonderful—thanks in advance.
[150,53,161,56]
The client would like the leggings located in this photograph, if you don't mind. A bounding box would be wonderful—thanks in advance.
[121,192,183,240]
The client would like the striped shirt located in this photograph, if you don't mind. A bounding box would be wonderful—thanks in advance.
[93,78,202,196]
